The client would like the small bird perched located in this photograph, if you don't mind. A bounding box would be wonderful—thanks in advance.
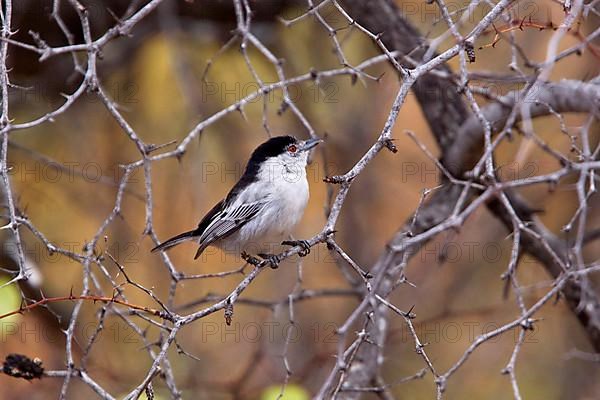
[152,135,322,267]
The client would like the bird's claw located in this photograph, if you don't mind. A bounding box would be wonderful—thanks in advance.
[241,251,262,267]
[282,240,311,257]
[258,253,281,269]
[242,251,280,268]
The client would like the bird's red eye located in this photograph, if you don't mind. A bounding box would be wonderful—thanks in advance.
[288,144,297,153]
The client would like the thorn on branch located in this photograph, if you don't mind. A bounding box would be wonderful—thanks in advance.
[2,354,44,380]
[558,157,571,168]
[415,342,429,354]
[277,100,289,116]
[399,275,417,288]
[520,318,537,330]
[554,292,561,305]
[175,148,186,163]
[145,140,178,154]
[235,104,247,121]
[383,138,398,153]
[106,7,121,24]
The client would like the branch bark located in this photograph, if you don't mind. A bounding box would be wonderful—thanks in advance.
[333,0,471,396]
[446,79,600,176]
[336,0,600,397]
[340,0,469,150]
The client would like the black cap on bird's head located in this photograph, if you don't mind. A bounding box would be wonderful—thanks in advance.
[247,135,322,166]
[230,135,323,194]
[249,135,297,164]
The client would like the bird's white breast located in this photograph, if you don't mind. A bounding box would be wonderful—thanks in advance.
[222,158,309,253]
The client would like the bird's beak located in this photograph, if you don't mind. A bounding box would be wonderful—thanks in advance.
[300,137,323,152]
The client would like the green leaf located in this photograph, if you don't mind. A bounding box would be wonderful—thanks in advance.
[261,384,310,400]
[0,276,21,323]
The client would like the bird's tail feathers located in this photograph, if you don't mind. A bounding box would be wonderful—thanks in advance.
[193,242,211,260]
[151,230,197,253]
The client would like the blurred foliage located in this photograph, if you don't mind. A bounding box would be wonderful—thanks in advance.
[0,277,21,324]
[261,384,310,400]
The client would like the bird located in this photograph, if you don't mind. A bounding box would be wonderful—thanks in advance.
[151,135,322,267]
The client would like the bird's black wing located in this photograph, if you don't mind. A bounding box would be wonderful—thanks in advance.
[193,200,267,259]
